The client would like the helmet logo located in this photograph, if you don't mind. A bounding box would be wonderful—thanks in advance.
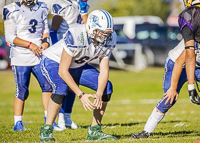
[90,15,101,28]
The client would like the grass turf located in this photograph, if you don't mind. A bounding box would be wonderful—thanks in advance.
[0,67,200,143]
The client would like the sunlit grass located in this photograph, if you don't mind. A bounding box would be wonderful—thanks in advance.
[0,67,200,143]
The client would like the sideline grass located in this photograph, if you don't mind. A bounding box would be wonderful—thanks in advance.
[0,67,200,143]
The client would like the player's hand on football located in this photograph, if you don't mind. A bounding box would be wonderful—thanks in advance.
[93,93,102,109]
[188,89,200,105]
[40,43,49,50]
[29,43,42,56]
[80,93,94,111]
[163,87,179,104]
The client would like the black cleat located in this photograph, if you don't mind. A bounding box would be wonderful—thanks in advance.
[131,130,150,139]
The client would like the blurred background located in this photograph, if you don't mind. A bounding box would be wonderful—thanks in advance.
[0,0,184,71]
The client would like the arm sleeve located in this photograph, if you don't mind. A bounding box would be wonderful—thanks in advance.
[4,18,17,44]
[52,3,69,16]
[182,26,194,43]
[41,3,49,34]
[42,18,49,35]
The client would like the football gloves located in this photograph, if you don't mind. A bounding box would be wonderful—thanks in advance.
[78,0,90,15]
[188,89,200,105]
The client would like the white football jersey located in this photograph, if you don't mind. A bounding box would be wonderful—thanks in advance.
[43,24,117,68]
[167,39,185,62]
[51,0,80,40]
[3,2,49,66]
[167,39,200,68]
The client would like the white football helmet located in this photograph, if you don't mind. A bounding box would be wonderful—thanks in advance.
[86,9,114,43]
[19,0,38,8]
[184,0,200,7]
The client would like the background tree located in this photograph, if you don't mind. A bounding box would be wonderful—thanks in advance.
[100,0,170,21]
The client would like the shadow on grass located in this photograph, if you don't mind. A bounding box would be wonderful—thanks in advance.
[80,120,196,139]
[79,122,143,129]
[80,120,187,129]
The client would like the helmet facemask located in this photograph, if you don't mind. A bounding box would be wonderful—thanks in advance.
[92,29,112,44]
[20,0,37,8]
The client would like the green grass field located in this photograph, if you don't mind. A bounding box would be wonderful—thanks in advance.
[0,67,200,143]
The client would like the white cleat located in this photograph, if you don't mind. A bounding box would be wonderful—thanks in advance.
[57,120,66,130]
[65,120,79,129]
[52,122,65,131]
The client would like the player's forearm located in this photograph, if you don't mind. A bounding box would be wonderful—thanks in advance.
[81,14,88,24]
[185,49,195,84]
[13,37,32,48]
[59,70,82,96]
[97,59,109,95]
[42,33,50,39]
[170,51,185,89]
[97,71,109,96]
[50,15,63,31]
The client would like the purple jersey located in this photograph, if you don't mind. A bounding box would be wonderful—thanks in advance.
[178,6,200,43]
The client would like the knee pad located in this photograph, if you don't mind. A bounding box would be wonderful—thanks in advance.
[104,81,113,95]
[16,90,29,101]
[51,94,66,104]
[102,94,112,102]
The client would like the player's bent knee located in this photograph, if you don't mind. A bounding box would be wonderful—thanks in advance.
[40,83,53,93]
[51,94,66,104]
[102,94,112,102]
[17,90,29,101]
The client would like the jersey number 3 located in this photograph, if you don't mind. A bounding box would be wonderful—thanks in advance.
[29,19,38,33]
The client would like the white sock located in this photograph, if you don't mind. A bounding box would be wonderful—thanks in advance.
[58,113,65,122]
[14,115,22,125]
[44,110,47,117]
[144,107,165,133]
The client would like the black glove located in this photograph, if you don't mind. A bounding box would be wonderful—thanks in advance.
[189,89,200,105]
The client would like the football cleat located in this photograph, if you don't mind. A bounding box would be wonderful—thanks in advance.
[65,120,79,129]
[87,124,117,140]
[13,121,26,131]
[39,125,55,142]
[131,130,150,139]
[44,117,64,131]
[57,119,66,130]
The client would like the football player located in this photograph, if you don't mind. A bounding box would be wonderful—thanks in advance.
[39,9,117,141]
[2,0,63,131]
[179,0,200,104]
[49,0,89,130]
[132,0,200,138]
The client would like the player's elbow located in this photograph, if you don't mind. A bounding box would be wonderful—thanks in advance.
[58,69,64,78]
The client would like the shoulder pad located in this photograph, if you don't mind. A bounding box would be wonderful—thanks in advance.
[63,30,75,46]
[51,0,72,15]
[38,2,49,13]
[2,2,20,20]
[38,2,48,9]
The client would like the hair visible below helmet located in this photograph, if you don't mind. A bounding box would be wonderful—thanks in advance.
[19,0,38,8]
[184,0,200,7]
[86,9,114,43]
